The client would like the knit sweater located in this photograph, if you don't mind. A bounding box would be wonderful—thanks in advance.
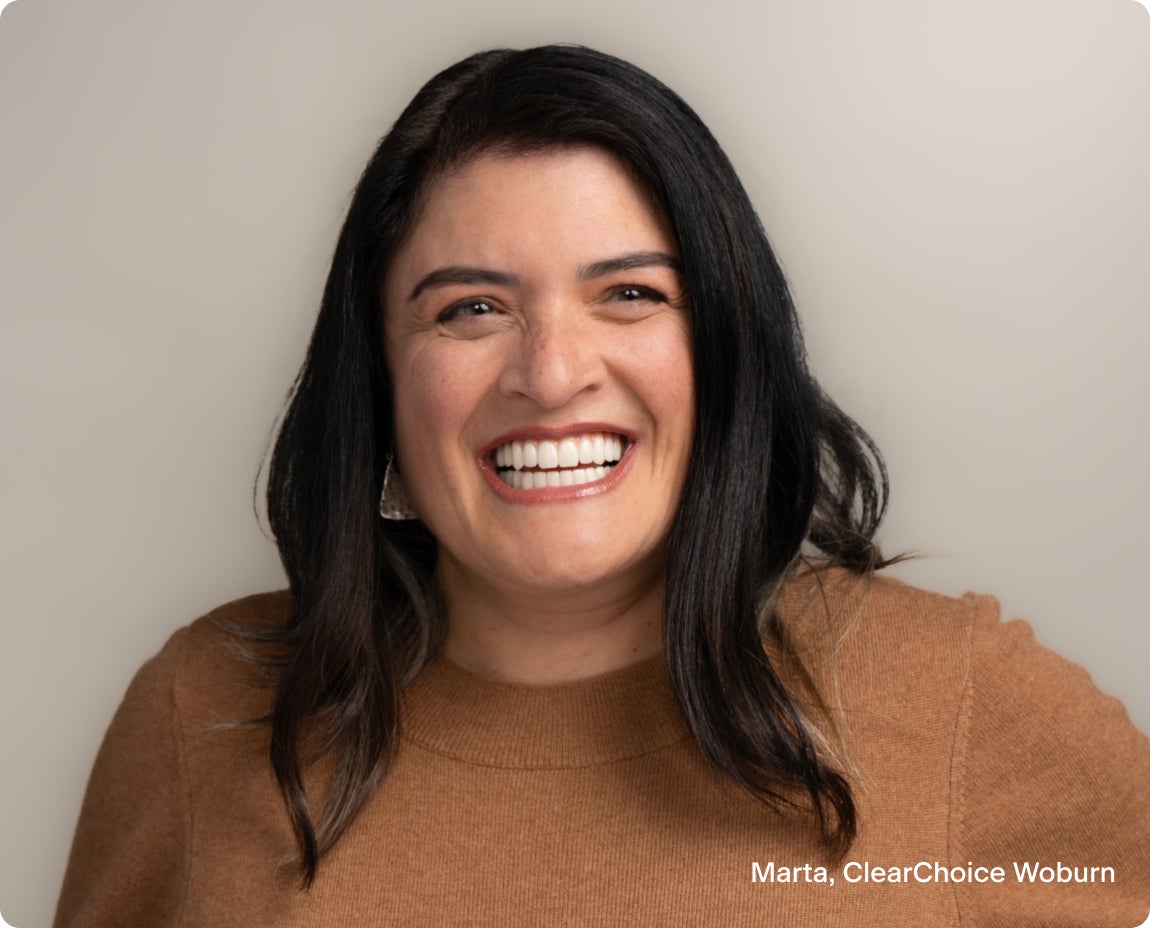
[54,571,1150,926]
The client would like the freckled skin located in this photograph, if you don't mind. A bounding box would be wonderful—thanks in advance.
[382,147,695,681]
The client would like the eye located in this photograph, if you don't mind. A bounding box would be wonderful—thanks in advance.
[610,285,665,303]
[437,299,497,323]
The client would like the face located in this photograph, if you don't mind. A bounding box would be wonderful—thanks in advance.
[383,146,694,604]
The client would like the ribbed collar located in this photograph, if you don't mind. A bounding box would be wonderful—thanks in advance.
[401,654,690,769]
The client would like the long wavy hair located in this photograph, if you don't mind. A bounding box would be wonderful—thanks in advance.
[261,44,892,886]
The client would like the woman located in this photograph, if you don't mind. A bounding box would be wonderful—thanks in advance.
[55,45,1150,926]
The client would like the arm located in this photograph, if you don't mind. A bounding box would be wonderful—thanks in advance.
[53,630,191,928]
[951,598,1150,926]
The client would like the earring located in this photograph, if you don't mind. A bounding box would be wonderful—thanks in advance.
[379,453,418,520]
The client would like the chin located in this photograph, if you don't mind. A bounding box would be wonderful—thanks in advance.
[492,543,659,596]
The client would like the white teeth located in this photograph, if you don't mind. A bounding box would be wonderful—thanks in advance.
[491,431,628,490]
[493,432,625,471]
[557,438,579,468]
[578,437,594,465]
[495,464,617,489]
[537,441,559,469]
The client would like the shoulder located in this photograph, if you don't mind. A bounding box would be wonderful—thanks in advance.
[133,590,294,728]
[176,588,294,658]
[182,588,294,648]
[776,567,994,703]
[778,564,994,635]
[775,571,1150,920]
[55,591,294,925]
[776,566,1145,738]
[778,566,1144,725]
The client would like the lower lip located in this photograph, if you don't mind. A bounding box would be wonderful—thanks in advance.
[478,441,637,504]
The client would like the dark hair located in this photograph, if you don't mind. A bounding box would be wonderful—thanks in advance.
[262,44,892,886]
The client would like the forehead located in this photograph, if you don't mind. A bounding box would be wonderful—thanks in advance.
[388,146,675,280]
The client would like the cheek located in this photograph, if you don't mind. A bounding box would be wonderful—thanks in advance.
[397,359,454,429]
[628,321,695,438]
[391,344,495,463]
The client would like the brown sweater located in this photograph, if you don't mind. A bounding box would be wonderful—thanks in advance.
[54,572,1150,926]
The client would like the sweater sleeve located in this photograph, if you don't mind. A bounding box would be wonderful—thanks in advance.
[951,597,1150,927]
[53,629,191,928]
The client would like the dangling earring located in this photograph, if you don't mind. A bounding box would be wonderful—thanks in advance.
[379,452,418,520]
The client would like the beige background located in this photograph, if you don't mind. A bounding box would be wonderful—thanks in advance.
[1,0,1147,923]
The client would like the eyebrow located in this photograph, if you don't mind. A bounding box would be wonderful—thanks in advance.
[408,266,520,301]
[577,250,682,281]
[407,251,682,302]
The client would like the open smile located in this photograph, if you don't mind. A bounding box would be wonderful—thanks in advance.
[478,428,635,502]
[492,432,627,488]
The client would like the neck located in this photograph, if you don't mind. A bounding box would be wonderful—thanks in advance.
[437,558,665,684]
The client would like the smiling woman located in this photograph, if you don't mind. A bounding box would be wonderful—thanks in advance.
[53,45,1150,927]
[384,148,693,681]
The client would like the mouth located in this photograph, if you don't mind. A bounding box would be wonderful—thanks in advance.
[489,432,629,490]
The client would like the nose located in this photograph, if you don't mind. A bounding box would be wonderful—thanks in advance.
[498,305,605,409]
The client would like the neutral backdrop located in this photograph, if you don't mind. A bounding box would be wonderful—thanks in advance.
[2,0,1147,924]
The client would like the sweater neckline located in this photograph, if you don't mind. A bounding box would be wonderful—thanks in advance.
[401,653,690,769]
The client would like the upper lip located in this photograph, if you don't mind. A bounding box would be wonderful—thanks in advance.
[478,423,637,459]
